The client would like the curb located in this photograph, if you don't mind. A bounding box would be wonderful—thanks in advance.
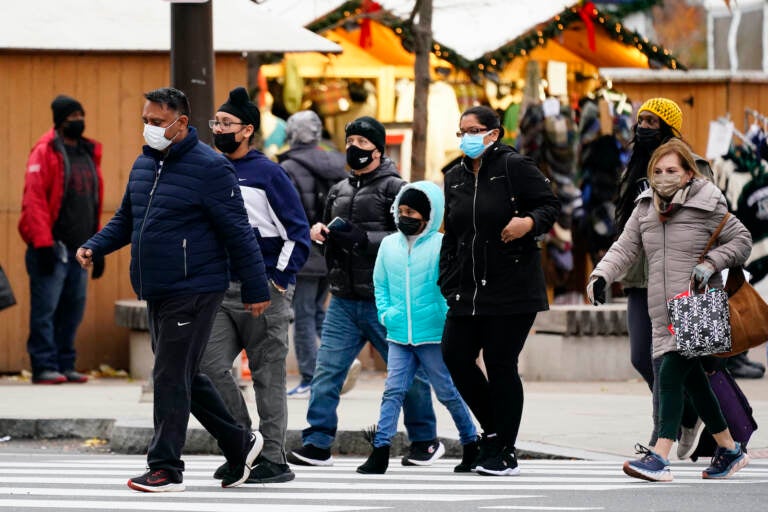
[0,418,598,460]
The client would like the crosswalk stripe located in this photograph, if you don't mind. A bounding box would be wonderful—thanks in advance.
[0,499,376,512]
[0,487,541,502]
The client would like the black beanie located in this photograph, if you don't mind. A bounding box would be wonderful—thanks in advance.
[345,116,386,153]
[399,188,430,220]
[51,95,84,127]
[218,87,261,130]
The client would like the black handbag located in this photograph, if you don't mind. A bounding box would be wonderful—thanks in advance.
[0,264,16,311]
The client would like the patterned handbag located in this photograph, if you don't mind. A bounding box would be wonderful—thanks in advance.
[667,287,732,358]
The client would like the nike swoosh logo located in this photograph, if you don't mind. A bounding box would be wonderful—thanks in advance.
[177,321,191,327]
[147,477,168,484]
[238,178,247,182]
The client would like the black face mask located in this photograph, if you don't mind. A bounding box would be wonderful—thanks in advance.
[635,127,662,151]
[397,216,424,236]
[61,120,85,139]
[214,132,242,154]
[346,145,375,170]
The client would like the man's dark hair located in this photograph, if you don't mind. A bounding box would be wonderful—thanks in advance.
[144,87,191,117]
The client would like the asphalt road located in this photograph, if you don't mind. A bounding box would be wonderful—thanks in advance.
[0,450,766,512]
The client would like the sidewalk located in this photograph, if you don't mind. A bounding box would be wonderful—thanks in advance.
[1,363,766,462]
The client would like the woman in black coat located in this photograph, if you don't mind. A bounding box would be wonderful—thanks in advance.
[439,106,559,476]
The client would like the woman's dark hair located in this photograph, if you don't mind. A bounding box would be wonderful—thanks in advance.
[461,105,505,138]
[614,120,678,233]
[144,87,191,117]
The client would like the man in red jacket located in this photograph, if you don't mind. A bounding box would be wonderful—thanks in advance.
[18,95,104,384]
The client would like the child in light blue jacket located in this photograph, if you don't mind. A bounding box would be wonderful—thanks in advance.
[357,181,478,474]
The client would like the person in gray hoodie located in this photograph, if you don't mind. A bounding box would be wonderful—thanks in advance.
[278,111,348,396]
[587,139,752,483]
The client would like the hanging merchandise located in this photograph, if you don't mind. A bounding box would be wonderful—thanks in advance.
[282,57,304,115]
[306,80,351,117]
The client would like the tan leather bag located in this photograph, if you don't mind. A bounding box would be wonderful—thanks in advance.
[701,213,768,357]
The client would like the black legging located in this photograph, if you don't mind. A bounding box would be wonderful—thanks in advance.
[441,313,535,449]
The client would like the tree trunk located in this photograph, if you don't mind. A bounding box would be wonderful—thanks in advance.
[410,0,432,182]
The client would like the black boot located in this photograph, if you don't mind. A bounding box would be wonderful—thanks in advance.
[357,445,390,474]
[727,353,765,379]
[454,438,479,473]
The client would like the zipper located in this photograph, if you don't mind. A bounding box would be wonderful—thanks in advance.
[662,222,671,328]
[137,160,163,298]
[471,172,479,316]
[406,241,412,344]
[481,241,488,287]
[182,238,188,279]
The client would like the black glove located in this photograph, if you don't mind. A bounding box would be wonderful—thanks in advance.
[328,221,368,252]
[587,276,606,305]
[91,253,105,280]
[36,246,56,275]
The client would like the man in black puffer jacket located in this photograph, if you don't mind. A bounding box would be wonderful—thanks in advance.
[288,116,438,467]
[77,88,270,492]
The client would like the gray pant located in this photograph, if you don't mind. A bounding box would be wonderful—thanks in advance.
[200,281,294,464]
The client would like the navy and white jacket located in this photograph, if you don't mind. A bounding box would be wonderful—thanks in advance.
[230,149,310,289]
[82,127,270,304]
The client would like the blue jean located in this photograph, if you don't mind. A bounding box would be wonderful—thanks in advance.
[25,246,87,374]
[291,276,328,383]
[302,296,437,449]
[374,342,477,447]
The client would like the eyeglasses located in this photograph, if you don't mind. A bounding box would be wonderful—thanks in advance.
[455,127,495,138]
[209,119,246,130]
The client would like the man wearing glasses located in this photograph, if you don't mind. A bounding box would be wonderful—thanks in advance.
[201,87,310,484]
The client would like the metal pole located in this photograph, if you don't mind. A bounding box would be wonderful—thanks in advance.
[171,1,214,145]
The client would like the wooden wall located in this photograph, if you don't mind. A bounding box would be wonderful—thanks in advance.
[609,76,768,158]
[0,51,248,373]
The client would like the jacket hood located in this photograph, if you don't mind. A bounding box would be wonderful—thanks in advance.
[392,180,444,237]
[278,145,347,180]
[232,148,272,166]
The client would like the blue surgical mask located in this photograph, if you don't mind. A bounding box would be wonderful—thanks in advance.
[459,131,491,158]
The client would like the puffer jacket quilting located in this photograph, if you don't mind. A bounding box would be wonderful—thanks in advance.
[592,179,752,358]
[83,127,269,303]
[374,181,447,345]
[323,157,405,300]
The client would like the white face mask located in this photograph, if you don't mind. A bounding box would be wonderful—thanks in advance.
[143,117,180,151]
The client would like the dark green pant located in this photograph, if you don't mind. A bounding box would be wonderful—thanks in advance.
[657,351,728,441]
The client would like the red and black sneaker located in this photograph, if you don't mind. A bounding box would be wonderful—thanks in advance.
[127,469,184,492]
[32,370,67,385]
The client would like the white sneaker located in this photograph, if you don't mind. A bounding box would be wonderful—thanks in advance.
[341,358,362,395]
[677,418,705,460]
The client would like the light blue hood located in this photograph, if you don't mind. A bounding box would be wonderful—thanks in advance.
[392,180,445,237]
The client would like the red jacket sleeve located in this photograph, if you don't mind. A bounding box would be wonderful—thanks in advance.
[18,138,58,248]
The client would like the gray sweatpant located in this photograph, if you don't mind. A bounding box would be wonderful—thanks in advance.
[199,281,294,464]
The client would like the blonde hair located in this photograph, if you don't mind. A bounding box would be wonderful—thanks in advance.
[647,138,702,182]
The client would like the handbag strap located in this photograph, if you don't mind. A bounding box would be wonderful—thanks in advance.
[699,212,730,264]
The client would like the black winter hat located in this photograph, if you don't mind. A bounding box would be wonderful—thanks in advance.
[345,116,386,153]
[399,188,430,221]
[218,87,261,130]
[51,95,84,127]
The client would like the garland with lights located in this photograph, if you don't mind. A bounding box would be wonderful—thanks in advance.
[305,0,683,81]
[474,3,684,73]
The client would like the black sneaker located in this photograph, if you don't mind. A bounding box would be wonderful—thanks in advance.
[222,431,263,488]
[246,458,296,483]
[702,442,750,479]
[454,438,480,473]
[127,468,184,492]
[476,446,520,476]
[470,434,495,472]
[212,461,229,480]
[401,440,445,466]
[287,444,333,466]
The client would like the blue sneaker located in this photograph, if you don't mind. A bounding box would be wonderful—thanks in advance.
[287,381,311,398]
[622,444,673,482]
[702,442,749,479]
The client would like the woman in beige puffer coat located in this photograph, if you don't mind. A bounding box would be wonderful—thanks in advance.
[587,139,752,483]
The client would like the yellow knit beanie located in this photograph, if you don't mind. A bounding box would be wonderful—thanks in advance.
[637,98,683,134]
